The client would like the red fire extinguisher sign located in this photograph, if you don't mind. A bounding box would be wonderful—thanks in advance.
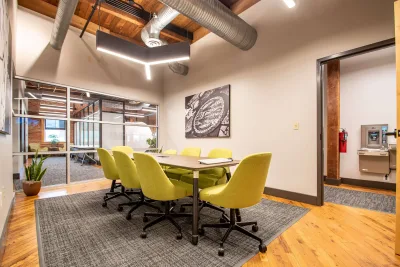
[339,128,348,153]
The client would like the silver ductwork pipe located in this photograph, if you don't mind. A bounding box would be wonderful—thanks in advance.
[50,0,79,50]
[158,0,257,51]
[141,6,189,76]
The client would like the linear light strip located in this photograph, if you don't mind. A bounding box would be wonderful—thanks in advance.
[283,0,296,8]
[145,65,151,81]
[97,47,147,65]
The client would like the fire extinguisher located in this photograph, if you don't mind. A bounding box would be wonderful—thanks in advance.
[339,128,348,153]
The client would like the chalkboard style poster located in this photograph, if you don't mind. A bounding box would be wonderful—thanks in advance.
[185,85,230,138]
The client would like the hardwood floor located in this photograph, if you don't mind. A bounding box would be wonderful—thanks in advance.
[1,181,399,267]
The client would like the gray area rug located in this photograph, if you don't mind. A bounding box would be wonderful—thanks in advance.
[324,185,395,214]
[14,157,105,190]
[35,190,309,267]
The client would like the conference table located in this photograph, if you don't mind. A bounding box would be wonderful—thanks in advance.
[137,153,240,245]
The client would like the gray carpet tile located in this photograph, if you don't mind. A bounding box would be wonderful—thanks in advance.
[35,190,309,267]
[14,157,105,190]
[324,185,395,214]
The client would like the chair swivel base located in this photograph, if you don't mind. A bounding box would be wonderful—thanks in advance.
[180,201,242,222]
[199,209,266,256]
[140,201,192,240]
[102,186,132,208]
[117,192,161,220]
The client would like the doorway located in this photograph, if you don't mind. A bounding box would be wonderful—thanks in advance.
[316,38,395,206]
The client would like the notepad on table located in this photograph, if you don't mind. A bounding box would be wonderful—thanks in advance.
[198,158,233,165]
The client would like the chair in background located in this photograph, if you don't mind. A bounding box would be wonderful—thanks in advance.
[164,147,201,180]
[163,149,177,155]
[198,153,272,256]
[112,146,134,155]
[133,152,193,240]
[97,148,131,207]
[179,148,232,216]
[113,151,161,219]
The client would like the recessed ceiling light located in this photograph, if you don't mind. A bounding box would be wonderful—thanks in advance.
[283,0,296,8]
[145,65,151,81]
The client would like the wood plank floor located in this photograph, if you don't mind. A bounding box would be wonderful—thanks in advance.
[1,181,400,267]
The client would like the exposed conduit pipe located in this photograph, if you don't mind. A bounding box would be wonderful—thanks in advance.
[141,6,189,76]
[50,0,79,50]
[158,0,257,51]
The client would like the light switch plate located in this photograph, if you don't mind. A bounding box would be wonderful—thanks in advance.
[293,122,299,130]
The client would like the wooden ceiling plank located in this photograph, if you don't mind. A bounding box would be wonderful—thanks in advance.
[18,0,109,35]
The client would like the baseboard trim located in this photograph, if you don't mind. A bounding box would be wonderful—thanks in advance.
[0,195,15,263]
[341,177,396,191]
[264,187,318,206]
[325,177,341,186]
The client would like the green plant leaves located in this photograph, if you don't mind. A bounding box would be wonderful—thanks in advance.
[24,151,49,181]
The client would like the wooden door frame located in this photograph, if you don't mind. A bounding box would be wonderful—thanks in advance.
[316,38,395,206]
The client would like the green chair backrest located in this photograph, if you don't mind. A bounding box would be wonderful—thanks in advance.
[202,148,233,177]
[113,151,141,189]
[163,149,177,155]
[133,152,180,201]
[112,146,134,155]
[223,153,272,207]
[181,147,201,157]
[97,148,119,180]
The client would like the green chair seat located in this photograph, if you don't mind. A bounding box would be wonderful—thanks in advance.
[164,168,192,180]
[180,173,222,189]
[170,179,193,196]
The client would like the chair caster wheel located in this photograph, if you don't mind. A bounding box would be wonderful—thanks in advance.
[102,202,107,207]
[218,247,225,257]
[140,232,147,239]
[171,201,176,207]
[259,243,267,253]
[237,216,242,222]
[220,217,227,223]
[126,214,132,220]
[176,233,183,240]
[143,216,149,222]
[179,206,185,212]
[198,228,204,236]
[103,196,107,200]
[252,225,259,232]
[117,206,123,212]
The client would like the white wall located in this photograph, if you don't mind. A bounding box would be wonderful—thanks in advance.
[339,47,396,183]
[162,0,395,196]
[15,7,165,145]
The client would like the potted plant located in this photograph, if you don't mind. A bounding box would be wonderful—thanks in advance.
[48,134,59,147]
[23,151,48,196]
[146,136,157,148]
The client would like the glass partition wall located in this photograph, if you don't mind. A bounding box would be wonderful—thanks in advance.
[12,77,159,189]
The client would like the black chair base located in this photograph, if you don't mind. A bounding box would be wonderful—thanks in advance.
[102,185,132,208]
[117,191,161,220]
[140,201,192,239]
[180,201,242,222]
[199,209,266,256]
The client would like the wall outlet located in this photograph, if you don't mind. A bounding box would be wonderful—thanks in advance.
[293,122,300,130]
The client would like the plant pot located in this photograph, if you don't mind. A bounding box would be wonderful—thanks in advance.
[22,180,42,196]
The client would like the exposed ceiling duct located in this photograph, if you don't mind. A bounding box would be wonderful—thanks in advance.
[158,0,258,51]
[50,0,79,50]
[141,6,189,76]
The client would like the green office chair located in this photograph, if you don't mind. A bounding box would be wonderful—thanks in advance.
[112,146,134,155]
[198,153,272,256]
[113,151,161,219]
[163,149,177,155]
[180,148,232,216]
[97,148,131,206]
[164,147,201,180]
[162,149,177,170]
[133,152,193,240]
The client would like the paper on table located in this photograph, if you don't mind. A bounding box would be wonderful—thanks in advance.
[198,158,233,165]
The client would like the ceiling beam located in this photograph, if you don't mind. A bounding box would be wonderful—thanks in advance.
[18,0,143,46]
[193,0,260,43]
[79,0,192,43]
